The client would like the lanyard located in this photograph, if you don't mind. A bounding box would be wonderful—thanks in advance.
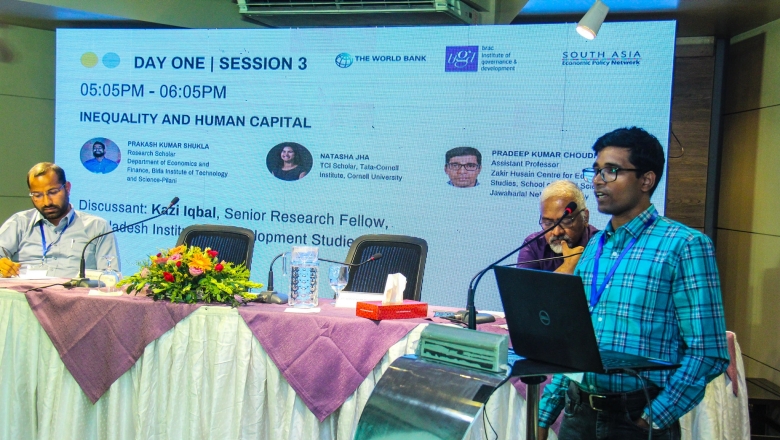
[39,213,72,260]
[589,213,657,314]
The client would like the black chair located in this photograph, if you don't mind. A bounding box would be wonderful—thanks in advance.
[176,225,255,270]
[343,234,428,301]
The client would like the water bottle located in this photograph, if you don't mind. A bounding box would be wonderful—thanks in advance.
[288,246,319,308]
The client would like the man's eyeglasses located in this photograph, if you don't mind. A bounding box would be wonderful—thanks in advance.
[29,184,65,201]
[582,166,640,183]
[446,162,480,171]
[539,210,583,229]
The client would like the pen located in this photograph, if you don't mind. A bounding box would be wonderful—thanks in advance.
[1,247,11,259]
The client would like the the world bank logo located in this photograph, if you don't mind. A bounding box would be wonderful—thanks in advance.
[335,53,353,68]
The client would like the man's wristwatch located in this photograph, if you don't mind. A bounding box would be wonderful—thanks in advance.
[641,413,661,430]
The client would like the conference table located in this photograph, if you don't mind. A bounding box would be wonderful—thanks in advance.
[0,279,747,440]
[0,280,542,440]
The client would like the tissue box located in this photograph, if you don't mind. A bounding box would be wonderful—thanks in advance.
[356,300,428,320]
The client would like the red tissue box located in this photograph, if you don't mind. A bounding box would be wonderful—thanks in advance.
[356,300,428,320]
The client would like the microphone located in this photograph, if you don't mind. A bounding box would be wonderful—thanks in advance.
[319,252,383,267]
[255,252,288,304]
[562,201,576,217]
[508,252,583,267]
[465,201,578,330]
[69,197,179,288]
[437,310,497,326]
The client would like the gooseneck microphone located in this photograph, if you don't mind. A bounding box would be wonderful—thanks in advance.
[255,252,288,304]
[508,252,584,267]
[465,201,578,330]
[70,197,179,288]
[319,252,383,267]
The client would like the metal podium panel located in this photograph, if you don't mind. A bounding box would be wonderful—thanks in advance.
[354,355,506,440]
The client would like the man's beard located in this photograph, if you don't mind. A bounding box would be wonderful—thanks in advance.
[94,151,105,158]
[548,234,571,254]
[39,203,68,221]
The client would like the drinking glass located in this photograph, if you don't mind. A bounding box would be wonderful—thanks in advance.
[98,255,122,293]
[328,264,349,302]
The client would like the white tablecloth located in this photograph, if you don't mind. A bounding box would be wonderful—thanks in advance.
[2,286,745,439]
[0,288,543,439]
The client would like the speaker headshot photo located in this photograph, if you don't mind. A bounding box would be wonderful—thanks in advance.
[80,138,121,174]
[445,146,482,188]
[266,142,313,181]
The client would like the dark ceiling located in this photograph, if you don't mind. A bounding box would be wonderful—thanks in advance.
[514,0,780,38]
[1,0,780,38]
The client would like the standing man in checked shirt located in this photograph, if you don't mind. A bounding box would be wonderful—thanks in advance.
[537,127,729,440]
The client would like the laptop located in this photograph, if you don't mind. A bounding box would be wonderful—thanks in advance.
[494,266,680,375]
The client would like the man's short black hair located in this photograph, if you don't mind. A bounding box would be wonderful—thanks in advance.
[592,127,665,196]
[445,147,482,166]
[27,162,66,189]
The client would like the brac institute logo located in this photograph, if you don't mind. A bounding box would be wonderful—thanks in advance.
[335,53,353,68]
[445,46,478,72]
[81,52,121,68]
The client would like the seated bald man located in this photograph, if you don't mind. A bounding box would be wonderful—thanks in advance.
[0,162,120,278]
[517,180,599,274]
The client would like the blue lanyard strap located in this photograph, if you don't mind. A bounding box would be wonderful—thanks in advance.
[589,213,657,314]
[39,213,72,259]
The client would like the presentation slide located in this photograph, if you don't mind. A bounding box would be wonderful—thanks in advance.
[55,23,675,311]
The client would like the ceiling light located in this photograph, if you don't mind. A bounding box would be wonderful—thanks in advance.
[576,0,609,40]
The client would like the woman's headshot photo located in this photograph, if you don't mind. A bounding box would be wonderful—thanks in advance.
[80,137,121,174]
[266,142,312,181]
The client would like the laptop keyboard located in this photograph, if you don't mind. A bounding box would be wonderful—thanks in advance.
[601,356,640,368]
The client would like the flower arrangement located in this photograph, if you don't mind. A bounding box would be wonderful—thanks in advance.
[118,244,263,307]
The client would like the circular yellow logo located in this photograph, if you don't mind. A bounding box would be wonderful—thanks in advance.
[81,52,99,68]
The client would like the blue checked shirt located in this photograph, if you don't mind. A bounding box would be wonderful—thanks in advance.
[538,205,729,429]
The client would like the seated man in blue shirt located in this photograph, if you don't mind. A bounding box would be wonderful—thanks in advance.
[517,180,599,274]
[537,127,729,440]
[0,162,120,278]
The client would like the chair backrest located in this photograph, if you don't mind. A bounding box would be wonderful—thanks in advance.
[176,225,255,270]
[343,234,428,301]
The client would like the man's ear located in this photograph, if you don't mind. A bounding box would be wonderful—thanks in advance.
[640,171,656,194]
[583,209,590,225]
[65,181,72,195]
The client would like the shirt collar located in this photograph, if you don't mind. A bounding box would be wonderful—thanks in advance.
[604,205,658,239]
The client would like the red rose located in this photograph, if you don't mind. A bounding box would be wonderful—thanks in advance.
[176,261,182,267]
[208,250,219,258]
[157,253,162,257]
[215,263,224,272]
[163,272,175,282]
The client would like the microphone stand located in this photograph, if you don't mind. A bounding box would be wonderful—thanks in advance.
[255,252,288,304]
[465,203,577,330]
[70,197,179,288]
[504,252,583,267]
[319,252,382,268]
